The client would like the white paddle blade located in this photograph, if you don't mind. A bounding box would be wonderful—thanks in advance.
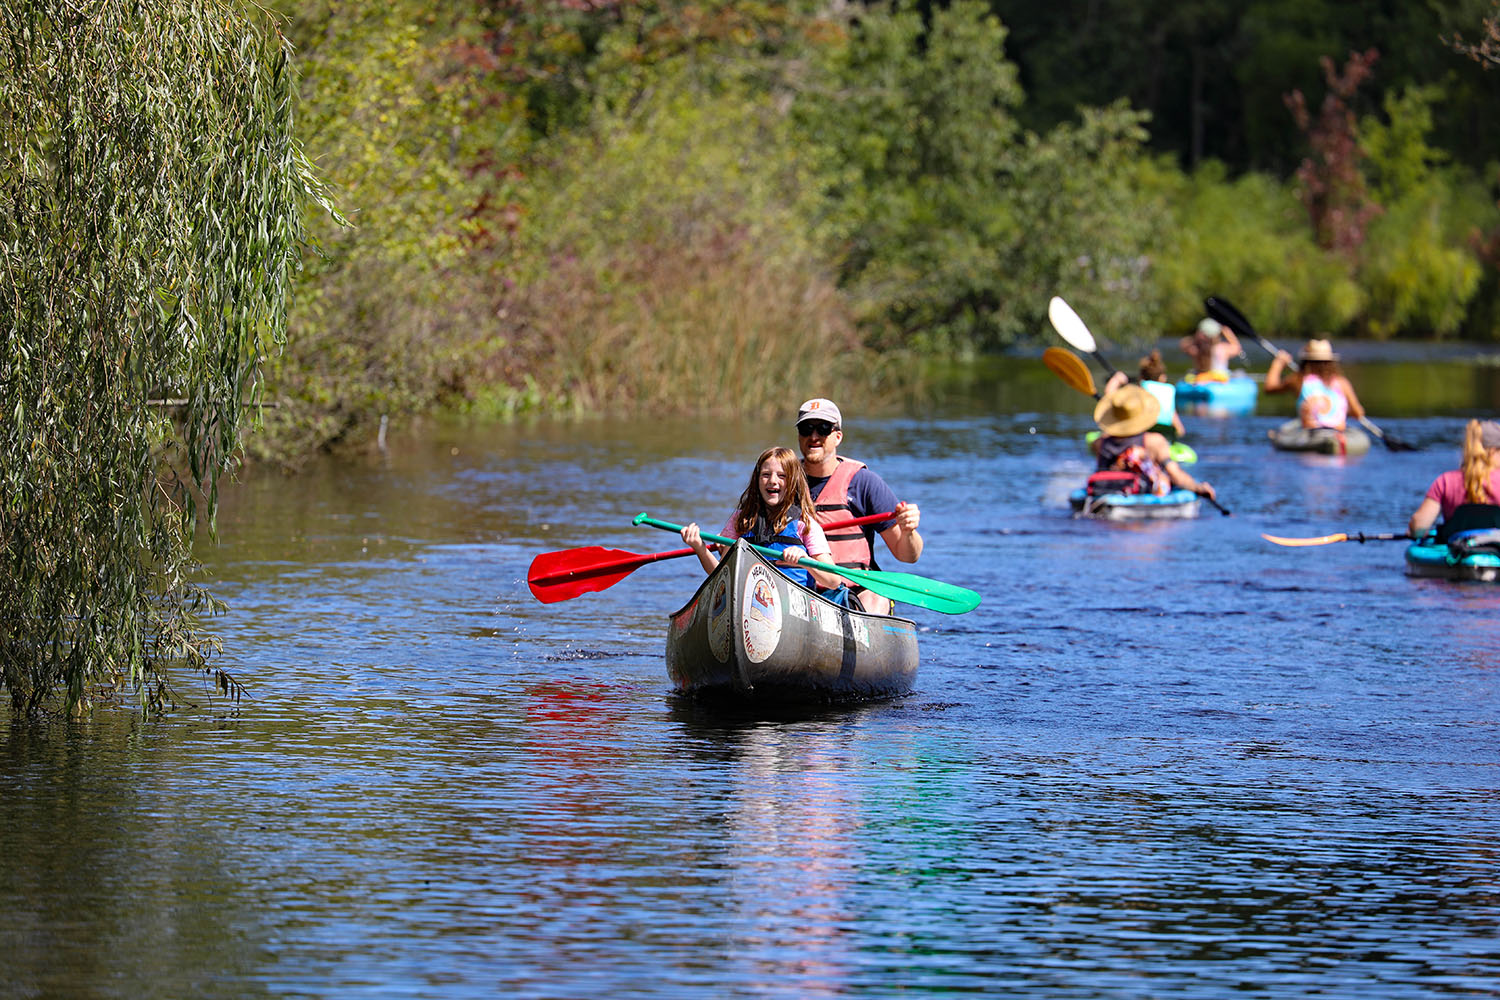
[1047,296,1097,353]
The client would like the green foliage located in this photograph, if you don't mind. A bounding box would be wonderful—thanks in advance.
[499,58,872,416]
[793,1,1164,353]
[251,1,522,459]
[1145,160,1363,337]
[0,1,321,713]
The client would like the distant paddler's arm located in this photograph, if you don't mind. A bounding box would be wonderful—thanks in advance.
[1408,497,1440,539]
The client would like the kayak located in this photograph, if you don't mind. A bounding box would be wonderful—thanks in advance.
[1069,474,1201,520]
[1404,530,1500,582]
[1085,430,1196,465]
[1268,419,1372,456]
[1175,374,1258,415]
[665,539,918,704]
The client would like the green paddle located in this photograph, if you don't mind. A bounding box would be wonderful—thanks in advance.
[632,513,982,615]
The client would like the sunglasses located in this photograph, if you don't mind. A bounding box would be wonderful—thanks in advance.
[797,420,837,437]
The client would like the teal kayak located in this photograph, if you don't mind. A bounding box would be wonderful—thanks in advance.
[1174,374,1258,415]
[1405,530,1500,582]
[1069,483,1201,521]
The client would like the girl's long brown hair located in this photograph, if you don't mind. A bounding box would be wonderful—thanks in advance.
[734,447,816,537]
[1462,419,1499,503]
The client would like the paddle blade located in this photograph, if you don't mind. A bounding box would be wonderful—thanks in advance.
[1043,347,1097,397]
[527,546,683,603]
[837,565,982,615]
[1261,532,1351,547]
[1048,296,1097,353]
[1204,296,1256,338]
[1358,416,1419,452]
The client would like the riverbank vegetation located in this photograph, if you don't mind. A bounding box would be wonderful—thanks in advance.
[250,0,1500,460]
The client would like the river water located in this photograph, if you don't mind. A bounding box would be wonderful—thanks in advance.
[4,350,1500,999]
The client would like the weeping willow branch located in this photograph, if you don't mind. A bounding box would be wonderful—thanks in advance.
[0,0,335,715]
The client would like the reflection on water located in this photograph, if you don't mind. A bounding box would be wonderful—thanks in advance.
[3,355,1500,998]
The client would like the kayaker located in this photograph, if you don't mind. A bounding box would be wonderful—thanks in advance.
[1408,419,1500,540]
[1103,350,1186,438]
[678,446,845,590]
[1264,338,1366,431]
[1094,384,1216,501]
[795,398,921,615]
[1179,318,1242,383]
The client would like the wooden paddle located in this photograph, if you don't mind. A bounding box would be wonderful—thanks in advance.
[1261,531,1408,547]
[528,511,896,604]
[1204,295,1418,452]
[631,513,983,615]
[1048,296,1120,376]
[1043,346,1098,398]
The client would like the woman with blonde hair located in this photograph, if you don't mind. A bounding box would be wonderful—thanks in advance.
[1408,420,1500,540]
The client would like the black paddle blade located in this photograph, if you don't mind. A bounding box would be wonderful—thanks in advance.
[1204,296,1255,337]
[1379,433,1420,452]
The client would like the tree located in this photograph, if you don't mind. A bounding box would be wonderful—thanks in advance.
[1284,49,1383,256]
[0,1,331,713]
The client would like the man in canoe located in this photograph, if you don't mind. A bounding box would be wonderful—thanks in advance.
[795,398,922,615]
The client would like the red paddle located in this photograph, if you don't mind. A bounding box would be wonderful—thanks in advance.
[527,510,898,603]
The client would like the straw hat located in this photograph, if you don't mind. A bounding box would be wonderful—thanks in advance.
[1094,384,1161,438]
[1299,338,1339,362]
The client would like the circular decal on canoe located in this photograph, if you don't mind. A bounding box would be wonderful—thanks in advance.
[742,564,782,664]
[707,573,732,663]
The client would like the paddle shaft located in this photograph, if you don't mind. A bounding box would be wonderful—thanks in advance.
[1262,530,1407,547]
[529,510,897,586]
[632,513,982,614]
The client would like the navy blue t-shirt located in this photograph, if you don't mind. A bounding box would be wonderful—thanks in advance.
[806,460,900,569]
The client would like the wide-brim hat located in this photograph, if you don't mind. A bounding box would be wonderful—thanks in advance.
[1299,338,1339,362]
[1093,384,1161,438]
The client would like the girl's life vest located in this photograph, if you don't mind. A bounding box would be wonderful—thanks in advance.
[1298,374,1348,429]
[744,505,814,588]
[1096,433,1171,496]
[812,459,874,570]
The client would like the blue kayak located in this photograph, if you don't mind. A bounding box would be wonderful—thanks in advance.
[1405,530,1500,582]
[1174,375,1258,415]
[1069,485,1201,521]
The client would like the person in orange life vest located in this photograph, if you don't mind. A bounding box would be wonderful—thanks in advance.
[1179,318,1242,383]
[1408,419,1500,540]
[794,398,921,615]
[1093,384,1216,500]
[1264,338,1366,430]
[679,446,845,590]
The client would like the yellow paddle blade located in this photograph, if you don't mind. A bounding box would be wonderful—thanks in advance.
[1043,347,1096,397]
[1261,532,1351,547]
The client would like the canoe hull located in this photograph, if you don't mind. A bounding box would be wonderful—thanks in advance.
[665,541,918,704]
[1268,419,1372,456]
[1069,487,1201,521]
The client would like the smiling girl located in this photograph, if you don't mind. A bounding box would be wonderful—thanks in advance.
[679,447,844,590]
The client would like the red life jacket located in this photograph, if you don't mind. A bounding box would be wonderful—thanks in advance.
[812,458,874,570]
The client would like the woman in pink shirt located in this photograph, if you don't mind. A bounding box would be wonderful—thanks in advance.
[1408,420,1500,539]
